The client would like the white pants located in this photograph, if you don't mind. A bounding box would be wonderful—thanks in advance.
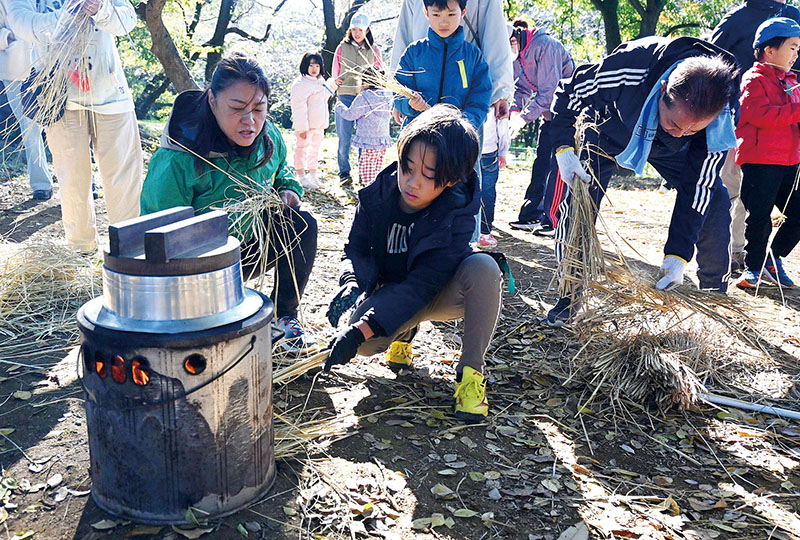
[721,149,747,254]
[46,109,143,251]
[2,79,53,192]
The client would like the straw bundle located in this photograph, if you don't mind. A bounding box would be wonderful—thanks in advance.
[21,8,93,126]
[358,67,415,100]
[0,240,100,341]
[549,117,757,413]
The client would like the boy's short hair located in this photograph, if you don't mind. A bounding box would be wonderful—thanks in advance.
[299,52,324,76]
[754,36,791,61]
[397,104,479,189]
[663,55,736,120]
[423,0,468,10]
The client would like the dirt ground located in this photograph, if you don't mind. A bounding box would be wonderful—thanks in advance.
[1,131,800,540]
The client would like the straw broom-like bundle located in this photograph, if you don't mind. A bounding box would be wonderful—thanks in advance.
[21,7,94,126]
[554,119,606,303]
[551,119,756,412]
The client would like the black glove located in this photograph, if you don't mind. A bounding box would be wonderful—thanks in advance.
[324,325,366,372]
[326,282,362,327]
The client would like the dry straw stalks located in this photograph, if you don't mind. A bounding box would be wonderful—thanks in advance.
[555,119,760,415]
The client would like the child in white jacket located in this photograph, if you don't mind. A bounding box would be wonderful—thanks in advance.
[290,52,335,189]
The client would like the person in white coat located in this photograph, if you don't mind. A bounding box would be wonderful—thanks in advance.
[0,0,53,200]
[7,0,142,252]
[290,52,335,190]
[389,0,514,120]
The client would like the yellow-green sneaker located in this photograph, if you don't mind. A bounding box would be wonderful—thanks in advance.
[454,367,488,422]
[386,341,413,372]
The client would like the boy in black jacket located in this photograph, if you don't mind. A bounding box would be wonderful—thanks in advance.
[324,105,502,422]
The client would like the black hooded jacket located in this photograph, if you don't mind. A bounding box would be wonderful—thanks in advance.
[338,162,480,336]
[711,0,800,73]
[549,36,737,262]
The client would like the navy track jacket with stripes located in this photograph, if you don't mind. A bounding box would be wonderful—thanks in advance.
[550,36,737,262]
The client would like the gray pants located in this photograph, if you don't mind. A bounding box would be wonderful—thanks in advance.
[350,253,502,374]
[721,149,747,254]
[2,79,53,192]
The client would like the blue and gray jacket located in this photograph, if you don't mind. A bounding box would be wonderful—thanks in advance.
[394,26,493,131]
[338,162,480,336]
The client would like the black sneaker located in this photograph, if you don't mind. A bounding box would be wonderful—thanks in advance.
[545,296,578,327]
[533,224,555,237]
[339,174,353,188]
[32,189,52,201]
[509,219,541,231]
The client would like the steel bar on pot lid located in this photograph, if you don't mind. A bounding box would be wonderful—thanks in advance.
[109,206,195,257]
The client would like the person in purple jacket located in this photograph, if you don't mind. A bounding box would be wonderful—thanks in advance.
[507,19,575,236]
[334,68,393,187]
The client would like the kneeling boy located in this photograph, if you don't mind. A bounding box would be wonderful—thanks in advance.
[324,105,502,422]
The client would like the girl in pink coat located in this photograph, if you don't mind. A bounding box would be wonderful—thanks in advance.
[290,52,335,189]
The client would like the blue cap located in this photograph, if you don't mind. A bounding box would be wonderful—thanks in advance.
[350,13,370,30]
[753,17,800,48]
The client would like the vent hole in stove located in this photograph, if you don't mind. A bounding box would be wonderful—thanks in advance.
[111,355,126,384]
[184,354,206,375]
[131,357,150,386]
[94,351,107,378]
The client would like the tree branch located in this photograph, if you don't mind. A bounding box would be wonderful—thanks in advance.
[225,24,272,42]
[662,22,702,36]
[626,0,646,18]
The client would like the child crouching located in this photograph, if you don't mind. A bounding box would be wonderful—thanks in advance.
[324,104,502,422]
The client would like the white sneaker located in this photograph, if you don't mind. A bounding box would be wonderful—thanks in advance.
[296,171,307,186]
[305,171,321,189]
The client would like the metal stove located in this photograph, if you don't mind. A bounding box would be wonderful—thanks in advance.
[77,207,276,524]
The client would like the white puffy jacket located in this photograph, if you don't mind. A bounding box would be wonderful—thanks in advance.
[290,74,334,132]
[7,0,136,114]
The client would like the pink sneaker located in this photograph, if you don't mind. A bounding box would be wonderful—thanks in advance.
[478,234,498,248]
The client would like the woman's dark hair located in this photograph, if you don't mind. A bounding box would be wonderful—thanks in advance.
[512,18,529,29]
[662,55,737,119]
[345,27,375,46]
[755,35,791,61]
[300,52,324,76]
[397,104,479,189]
[194,53,273,174]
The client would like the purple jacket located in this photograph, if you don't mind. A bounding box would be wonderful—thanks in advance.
[512,28,574,123]
[334,89,393,150]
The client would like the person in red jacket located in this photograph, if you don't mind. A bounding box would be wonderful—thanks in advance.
[736,17,800,289]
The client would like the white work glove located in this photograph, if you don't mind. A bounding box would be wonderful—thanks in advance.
[508,113,526,139]
[656,255,687,290]
[555,147,591,188]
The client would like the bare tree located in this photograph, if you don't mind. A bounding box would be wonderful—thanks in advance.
[136,0,199,92]
[320,0,371,77]
[204,0,290,81]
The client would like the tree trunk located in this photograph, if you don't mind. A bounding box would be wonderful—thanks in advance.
[205,0,235,82]
[590,0,622,53]
[141,0,198,92]
[628,0,667,38]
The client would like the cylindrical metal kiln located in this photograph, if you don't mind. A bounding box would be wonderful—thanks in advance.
[77,207,276,524]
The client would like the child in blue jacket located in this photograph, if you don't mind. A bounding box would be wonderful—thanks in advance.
[393,0,493,132]
[323,105,502,422]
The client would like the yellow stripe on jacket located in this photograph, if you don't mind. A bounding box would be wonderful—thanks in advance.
[457,59,467,89]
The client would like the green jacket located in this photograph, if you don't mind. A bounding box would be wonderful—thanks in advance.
[140,91,303,241]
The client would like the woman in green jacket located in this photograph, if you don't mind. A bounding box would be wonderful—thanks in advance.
[141,53,317,353]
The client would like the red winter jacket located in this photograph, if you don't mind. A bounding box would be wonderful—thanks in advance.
[736,62,800,166]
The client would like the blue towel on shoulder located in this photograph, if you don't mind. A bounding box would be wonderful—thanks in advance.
[616,60,737,175]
